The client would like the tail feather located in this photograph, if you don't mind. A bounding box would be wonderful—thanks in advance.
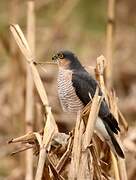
[104,122,125,159]
[103,113,120,134]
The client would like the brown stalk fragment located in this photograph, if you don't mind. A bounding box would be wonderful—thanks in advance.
[95,55,108,104]
[105,0,116,90]
[8,132,37,144]
[25,1,35,179]
[47,154,65,180]
[77,89,102,180]
[118,108,128,132]
[83,88,102,150]
[109,87,127,180]
[89,139,102,180]
[10,145,33,156]
[56,136,73,173]
[69,111,84,179]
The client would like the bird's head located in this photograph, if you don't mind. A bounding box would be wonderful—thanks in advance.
[52,50,83,70]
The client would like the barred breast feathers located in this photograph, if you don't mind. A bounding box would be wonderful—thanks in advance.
[57,69,84,112]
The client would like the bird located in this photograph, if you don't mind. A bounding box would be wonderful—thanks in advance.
[52,50,125,159]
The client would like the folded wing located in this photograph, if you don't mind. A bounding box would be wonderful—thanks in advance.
[72,70,120,135]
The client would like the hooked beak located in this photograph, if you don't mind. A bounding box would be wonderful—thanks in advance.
[52,55,59,62]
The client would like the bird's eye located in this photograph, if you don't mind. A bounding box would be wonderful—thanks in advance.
[58,53,64,59]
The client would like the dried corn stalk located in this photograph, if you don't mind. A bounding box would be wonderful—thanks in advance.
[10,24,58,180]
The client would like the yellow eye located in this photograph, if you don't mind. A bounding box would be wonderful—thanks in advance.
[58,53,64,59]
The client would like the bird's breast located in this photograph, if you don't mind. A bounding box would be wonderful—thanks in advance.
[57,69,84,112]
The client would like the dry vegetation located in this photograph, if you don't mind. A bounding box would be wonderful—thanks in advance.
[0,0,136,180]
[7,24,127,180]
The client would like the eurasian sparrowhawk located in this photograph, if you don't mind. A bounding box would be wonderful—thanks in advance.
[52,50,124,159]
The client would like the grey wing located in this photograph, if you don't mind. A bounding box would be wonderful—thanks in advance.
[72,70,120,134]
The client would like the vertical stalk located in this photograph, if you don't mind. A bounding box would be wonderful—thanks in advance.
[105,0,116,90]
[118,159,127,180]
[9,0,19,126]
[25,1,35,180]
[110,92,127,180]
[9,0,25,172]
